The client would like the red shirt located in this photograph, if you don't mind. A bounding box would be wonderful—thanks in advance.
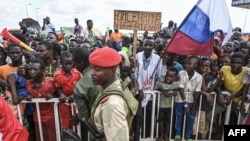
[0,96,29,141]
[26,77,56,122]
[53,68,82,96]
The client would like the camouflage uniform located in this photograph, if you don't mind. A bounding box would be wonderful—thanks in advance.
[90,79,138,141]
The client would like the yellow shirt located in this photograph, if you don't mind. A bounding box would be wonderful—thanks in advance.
[220,66,247,103]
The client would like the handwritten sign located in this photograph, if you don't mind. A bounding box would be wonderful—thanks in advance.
[114,10,162,31]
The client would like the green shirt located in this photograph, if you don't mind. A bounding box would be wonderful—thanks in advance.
[73,66,101,120]
[121,47,129,53]
[155,81,179,108]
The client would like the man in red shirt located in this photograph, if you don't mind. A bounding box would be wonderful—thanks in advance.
[53,51,82,128]
[26,58,56,141]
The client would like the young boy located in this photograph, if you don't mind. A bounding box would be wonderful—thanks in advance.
[120,66,132,90]
[26,58,56,141]
[192,58,216,139]
[6,65,32,134]
[7,65,29,105]
[219,53,231,67]
[174,56,202,141]
[217,52,248,125]
[53,51,82,129]
[155,66,179,141]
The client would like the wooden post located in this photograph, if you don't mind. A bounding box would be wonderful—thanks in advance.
[132,30,138,72]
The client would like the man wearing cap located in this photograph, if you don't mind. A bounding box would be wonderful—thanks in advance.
[89,47,138,141]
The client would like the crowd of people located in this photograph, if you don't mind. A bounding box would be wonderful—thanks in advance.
[0,16,250,141]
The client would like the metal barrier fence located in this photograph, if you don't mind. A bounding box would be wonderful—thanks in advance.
[17,98,81,141]
[140,90,243,141]
[16,91,243,141]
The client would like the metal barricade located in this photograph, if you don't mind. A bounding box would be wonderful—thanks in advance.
[17,98,81,141]
[16,91,242,141]
[140,90,229,141]
[193,92,219,141]
[141,90,158,140]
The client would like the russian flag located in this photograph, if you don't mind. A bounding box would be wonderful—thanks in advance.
[166,0,232,56]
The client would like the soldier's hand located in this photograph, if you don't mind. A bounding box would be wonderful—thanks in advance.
[71,114,80,125]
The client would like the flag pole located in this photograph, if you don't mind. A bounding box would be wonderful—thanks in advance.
[149,39,169,79]
[132,30,138,73]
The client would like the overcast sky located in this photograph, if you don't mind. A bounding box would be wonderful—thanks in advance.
[1,0,250,35]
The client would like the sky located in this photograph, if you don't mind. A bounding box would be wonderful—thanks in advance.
[0,0,250,36]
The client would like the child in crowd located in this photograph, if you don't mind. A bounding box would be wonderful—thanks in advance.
[23,50,36,65]
[53,51,82,129]
[120,66,132,90]
[174,56,202,141]
[219,53,231,67]
[222,41,234,55]
[120,65,135,140]
[217,52,247,125]
[7,64,36,140]
[192,58,217,139]
[7,64,29,105]
[206,63,226,134]
[26,58,56,141]
[155,66,179,141]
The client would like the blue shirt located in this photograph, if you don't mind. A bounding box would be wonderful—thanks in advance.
[12,73,33,115]
[15,73,28,96]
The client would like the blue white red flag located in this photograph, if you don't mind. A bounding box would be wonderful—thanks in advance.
[166,0,232,56]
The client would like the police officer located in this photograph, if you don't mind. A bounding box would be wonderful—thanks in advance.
[89,47,138,141]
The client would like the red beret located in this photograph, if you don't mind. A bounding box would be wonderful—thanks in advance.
[89,47,122,67]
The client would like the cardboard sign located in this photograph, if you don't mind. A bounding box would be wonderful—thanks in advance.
[114,10,162,31]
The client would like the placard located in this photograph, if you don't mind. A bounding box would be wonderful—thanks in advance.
[114,10,162,31]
